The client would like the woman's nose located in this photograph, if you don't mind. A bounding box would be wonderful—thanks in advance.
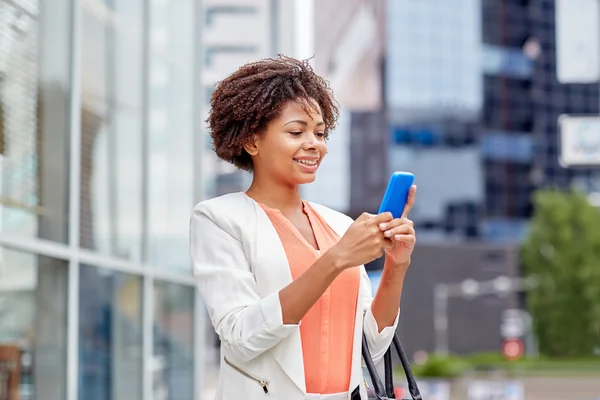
[303,133,320,149]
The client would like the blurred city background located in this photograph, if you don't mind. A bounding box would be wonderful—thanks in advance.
[0,0,599,399]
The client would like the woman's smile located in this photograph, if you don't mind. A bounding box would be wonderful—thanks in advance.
[293,156,320,172]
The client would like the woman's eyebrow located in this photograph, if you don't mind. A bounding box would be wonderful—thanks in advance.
[283,119,325,126]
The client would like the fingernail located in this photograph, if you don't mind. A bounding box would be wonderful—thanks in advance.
[385,231,392,237]
[379,223,387,230]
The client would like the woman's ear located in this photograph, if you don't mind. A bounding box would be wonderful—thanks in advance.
[243,135,259,156]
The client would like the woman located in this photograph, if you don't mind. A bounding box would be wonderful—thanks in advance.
[190,56,417,400]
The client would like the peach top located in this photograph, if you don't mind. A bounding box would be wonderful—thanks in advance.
[259,200,361,394]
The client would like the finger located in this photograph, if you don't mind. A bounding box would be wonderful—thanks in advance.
[379,217,413,231]
[401,185,417,219]
[356,212,374,222]
[392,233,416,246]
[373,211,393,224]
[383,224,415,238]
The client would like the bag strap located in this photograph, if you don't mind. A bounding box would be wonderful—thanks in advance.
[361,334,387,399]
[392,335,421,400]
[362,332,422,400]
[384,349,395,397]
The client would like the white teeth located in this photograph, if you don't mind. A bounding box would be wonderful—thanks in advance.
[295,159,317,166]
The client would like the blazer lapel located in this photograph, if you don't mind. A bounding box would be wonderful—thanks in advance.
[242,194,307,393]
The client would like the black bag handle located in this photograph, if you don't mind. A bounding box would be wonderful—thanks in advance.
[362,332,422,400]
[384,348,395,397]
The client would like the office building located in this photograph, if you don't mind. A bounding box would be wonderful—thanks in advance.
[528,1,600,192]
[386,0,484,242]
[385,0,600,243]
[0,1,203,399]
[481,0,600,240]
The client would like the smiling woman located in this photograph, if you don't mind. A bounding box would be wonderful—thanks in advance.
[244,99,327,185]
[192,55,417,400]
[207,56,338,173]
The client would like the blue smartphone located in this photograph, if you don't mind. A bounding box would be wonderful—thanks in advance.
[378,172,415,219]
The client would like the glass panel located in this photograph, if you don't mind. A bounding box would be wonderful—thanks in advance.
[78,266,143,400]
[80,0,144,261]
[0,248,68,400]
[153,281,194,400]
[147,0,195,271]
[0,0,71,243]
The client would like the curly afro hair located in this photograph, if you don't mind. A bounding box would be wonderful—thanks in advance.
[206,55,339,171]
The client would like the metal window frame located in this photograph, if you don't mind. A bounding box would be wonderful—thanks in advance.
[0,234,195,286]
[66,1,82,399]
[193,1,206,399]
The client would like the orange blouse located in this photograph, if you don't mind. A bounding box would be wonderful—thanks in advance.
[259,200,361,394]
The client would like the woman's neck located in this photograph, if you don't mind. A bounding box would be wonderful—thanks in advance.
[246,176,302,214]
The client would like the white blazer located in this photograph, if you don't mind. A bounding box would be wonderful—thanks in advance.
[190,192,399,400]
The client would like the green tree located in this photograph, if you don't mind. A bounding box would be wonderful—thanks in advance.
[521,189,600,357]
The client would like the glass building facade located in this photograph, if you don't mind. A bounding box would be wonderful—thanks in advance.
[0,1,204,399]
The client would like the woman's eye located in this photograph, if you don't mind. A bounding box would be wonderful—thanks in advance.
[290,131,303,136]
[316,132,325,138]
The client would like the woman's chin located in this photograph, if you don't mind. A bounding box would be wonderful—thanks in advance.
[290,173,317,185]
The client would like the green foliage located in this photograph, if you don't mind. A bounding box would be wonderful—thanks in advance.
[462,351,516,365]
[399,351,600,379]
[411,354,469,378]
[520,189,600,357]
[460,351,600,375]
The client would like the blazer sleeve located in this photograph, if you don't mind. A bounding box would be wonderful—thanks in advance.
[190,204,299,363]
[360,265,400,364]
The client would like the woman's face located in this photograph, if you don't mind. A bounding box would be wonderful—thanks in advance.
[246,98,328,186]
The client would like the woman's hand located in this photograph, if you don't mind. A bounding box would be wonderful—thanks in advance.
[328,212,394,270]
[379,185,417,268]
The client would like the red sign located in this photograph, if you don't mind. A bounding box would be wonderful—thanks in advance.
[502,338,524,361]
[394,387,405,398]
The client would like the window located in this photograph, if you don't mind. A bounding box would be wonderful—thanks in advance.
[482,44,534,78]
[80,0,145,260]
[147,0,195,271]
[205,46,259,68]
[481,132,534,163]
[0,0,71,243]
[78,266,143,400]
[0,248,68,400]
[153,281,194,400]
[205,5,257,26]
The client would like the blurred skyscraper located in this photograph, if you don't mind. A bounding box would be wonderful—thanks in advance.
[386,0,484,242]
[385,0,600,244]
[527,1,600,203]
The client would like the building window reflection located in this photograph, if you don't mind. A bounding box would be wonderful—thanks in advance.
[147,0,195,271]
[80,0,144,261]
[0,248,68,400]
[0,0,71,243]
[78,265,143,400]
[153,281,194,400]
